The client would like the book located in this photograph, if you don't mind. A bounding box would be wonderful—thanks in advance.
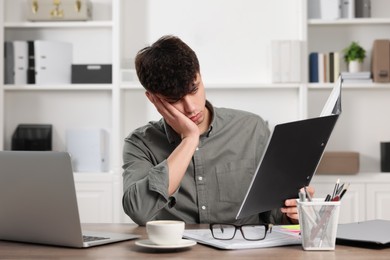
[309,52,319,83]
[341,71,371,79]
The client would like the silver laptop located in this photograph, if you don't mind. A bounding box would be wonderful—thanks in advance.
[0,151,139,248]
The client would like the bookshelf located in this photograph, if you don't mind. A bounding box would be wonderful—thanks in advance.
[1,0,390,223]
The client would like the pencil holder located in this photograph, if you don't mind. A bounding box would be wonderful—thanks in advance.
[297,198,340,250]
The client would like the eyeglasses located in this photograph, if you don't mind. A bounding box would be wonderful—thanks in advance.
[209,223,273,241]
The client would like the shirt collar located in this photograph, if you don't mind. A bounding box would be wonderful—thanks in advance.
[163,100,215,144]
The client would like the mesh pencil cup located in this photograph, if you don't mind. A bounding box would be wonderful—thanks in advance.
[297,198,341,250]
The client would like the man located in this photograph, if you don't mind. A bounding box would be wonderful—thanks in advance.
[122,35,312,226]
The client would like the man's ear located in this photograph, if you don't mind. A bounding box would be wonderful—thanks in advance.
[145,91,153,103]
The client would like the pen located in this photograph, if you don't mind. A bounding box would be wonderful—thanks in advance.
[331,178,340,200]
[339,183,350,199]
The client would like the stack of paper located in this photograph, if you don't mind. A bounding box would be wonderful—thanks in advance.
[183,226,301,250]
[341,71,372,83]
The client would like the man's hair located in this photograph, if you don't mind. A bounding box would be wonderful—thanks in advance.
[135,35,200,99]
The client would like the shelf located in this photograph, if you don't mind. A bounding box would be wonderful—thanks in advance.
[309,18,390,26]
[308,83,390,89]
[121,82,302,90]
[3,84,113,91]
[4,20,113,29]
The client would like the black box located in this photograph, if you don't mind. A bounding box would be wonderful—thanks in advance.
[71,64,112,84]
[12,124,52,151]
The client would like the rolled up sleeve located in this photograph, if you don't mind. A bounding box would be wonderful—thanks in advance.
[122,135,176,225]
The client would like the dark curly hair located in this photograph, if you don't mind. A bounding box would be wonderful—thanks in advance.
[135,35,200,100]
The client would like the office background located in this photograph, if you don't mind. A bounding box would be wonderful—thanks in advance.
[1,0,390,224]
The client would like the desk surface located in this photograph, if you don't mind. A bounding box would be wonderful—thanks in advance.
[0,224,388,259]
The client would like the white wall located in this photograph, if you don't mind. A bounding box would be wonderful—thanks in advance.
[123,0,303,83]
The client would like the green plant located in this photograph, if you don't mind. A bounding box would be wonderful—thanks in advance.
[343,41,366,63]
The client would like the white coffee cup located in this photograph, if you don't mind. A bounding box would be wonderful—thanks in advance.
[146,220,185,245]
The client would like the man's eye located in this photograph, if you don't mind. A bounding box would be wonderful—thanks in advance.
[166,98,180,104]
[191,87,198,94]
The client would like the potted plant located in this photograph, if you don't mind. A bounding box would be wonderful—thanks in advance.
[343,41,366,73]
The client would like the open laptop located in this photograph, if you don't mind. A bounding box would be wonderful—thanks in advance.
[0,151,139,248]
[236,76,342,219]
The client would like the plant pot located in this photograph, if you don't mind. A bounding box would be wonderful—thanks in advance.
[348,60,362,73]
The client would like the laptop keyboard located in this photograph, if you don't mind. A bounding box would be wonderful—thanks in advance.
[83,235,109,242]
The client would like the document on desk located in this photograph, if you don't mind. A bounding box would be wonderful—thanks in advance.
[183,226,301,250]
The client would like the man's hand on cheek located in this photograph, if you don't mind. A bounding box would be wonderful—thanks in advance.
[146,92,199,139]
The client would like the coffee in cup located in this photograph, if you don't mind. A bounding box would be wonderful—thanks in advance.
[146,220,185,245]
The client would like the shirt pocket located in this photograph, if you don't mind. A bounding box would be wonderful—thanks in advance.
[215,159,255,203]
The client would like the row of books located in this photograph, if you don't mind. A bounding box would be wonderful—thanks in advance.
[308,0,371,20]
[309,52,341,83]
[4,41,72,85]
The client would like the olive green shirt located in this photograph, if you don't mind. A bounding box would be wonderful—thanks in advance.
[122,101,289,225]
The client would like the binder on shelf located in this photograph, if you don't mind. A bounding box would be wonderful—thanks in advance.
[341,0,355,19]
[308,0,321,19]
[320,0,341,20]
[4,42,14,85]
[372,39,390,83]
[66,128,109,172]
[34,41,73,84]
[355,0,371,18]
[27,41,35,84]
[12,41,28,85]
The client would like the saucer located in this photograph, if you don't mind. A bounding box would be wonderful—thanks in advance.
[135,239,197,249]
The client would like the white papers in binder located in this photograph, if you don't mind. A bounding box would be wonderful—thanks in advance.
[13,41,28,85]
[34,41,72,84]
[320,76,342,117]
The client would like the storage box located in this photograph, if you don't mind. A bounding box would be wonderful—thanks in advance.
[71,64,112,84]
[316,152,360,175]
[27,0,92,21]
[12,124,52,151]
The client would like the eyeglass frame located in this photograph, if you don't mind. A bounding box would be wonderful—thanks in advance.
[209,223,273,241]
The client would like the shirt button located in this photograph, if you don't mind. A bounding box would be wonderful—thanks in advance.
[198,176,203,181]
[201,206,206,210]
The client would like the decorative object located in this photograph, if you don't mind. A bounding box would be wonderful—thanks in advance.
[343,41,366,73]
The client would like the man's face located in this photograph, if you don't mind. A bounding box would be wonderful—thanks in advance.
[157,73,208,127]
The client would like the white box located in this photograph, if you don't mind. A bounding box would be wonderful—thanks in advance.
[66,128,109,172]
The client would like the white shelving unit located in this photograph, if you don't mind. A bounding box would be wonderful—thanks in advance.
[1,0,390,224]
[0,0,123,223]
